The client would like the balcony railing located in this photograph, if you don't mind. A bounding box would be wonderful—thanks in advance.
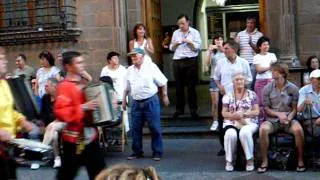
[0,0,81,45]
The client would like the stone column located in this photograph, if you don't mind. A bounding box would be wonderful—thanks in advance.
[279,0,297,63]
[113,0,128,56]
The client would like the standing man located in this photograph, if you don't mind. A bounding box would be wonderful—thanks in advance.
[169,14,201,119]
[235,16,263,89]
[13,53,36,82]
[123,48,169,161]
[54,51,105,180]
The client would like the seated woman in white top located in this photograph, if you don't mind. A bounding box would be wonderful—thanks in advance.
[100,51,127,103]
[253,36,277,121]
[303,55,319,85]
[222,72,259,172]
[129,23,154,63]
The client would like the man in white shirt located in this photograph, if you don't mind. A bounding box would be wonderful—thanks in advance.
[122,48,169,161]
[235,16,263,89]
[169,14,201,119]
[214,39,252,156]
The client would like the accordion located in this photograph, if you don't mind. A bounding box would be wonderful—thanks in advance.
[7,76,40,120]
[85,83,121,126]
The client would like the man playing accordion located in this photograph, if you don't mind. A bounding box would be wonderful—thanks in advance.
[0,47,33,179]
[54,51,105,180]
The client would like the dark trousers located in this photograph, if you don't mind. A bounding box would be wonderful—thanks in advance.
[173,58,198,113]
[0,144,16,180]
[131,95,163,156]
[57,140,105,180]
[218,93,224,147]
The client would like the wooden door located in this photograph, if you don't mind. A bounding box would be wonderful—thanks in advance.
[142,0,163,64]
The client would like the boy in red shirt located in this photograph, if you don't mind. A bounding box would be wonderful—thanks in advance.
[54,51,105,180]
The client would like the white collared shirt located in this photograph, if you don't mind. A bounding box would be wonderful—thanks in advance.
[126,60,168,100]
[100,65,127,101]
[237,28,263,64]
[214,56,252,90]
[169,27,201,60]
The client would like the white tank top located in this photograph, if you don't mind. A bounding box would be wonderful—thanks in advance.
[133,39,152,63]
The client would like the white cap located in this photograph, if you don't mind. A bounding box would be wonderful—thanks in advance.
[310,69,320,78]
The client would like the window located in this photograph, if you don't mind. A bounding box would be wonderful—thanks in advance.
[0,0,80,45]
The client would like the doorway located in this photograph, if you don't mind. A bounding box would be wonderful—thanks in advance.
[197,0,263,80]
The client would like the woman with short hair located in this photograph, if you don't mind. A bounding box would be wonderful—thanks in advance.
[222,72,259,172]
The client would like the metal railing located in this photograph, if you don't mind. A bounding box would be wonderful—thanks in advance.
[0,0,77,32]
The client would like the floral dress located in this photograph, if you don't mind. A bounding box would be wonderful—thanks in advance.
[222,89,259,128]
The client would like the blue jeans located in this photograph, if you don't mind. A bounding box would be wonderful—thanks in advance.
[131,95,163,156]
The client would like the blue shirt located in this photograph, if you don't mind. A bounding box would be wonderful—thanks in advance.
[169,27,201,60]
[298,84,320,119]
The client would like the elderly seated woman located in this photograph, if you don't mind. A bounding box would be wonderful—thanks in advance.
[222,72,260,172]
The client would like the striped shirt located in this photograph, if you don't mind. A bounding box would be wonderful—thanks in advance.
[169,27,201,60]
[236,28,263,64]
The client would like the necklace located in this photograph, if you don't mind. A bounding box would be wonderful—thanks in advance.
[234,88,246,111]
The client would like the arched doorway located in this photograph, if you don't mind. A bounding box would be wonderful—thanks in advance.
[196,0,265,80]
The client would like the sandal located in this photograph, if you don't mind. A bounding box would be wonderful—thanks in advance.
[257,166,268,173]
[296,165,306,172]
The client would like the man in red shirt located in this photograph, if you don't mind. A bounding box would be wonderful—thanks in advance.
[54,51,105,180]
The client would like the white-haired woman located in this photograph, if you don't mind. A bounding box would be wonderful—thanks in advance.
[222,72,259,172]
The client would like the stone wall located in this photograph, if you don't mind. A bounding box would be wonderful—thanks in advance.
[265,0,320,65]
[5,0,132,82]
[296,0,320,63]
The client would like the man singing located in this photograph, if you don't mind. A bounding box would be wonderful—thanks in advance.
[54,51,105,180]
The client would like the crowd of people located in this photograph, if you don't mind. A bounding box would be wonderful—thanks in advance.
[0,12,320,180]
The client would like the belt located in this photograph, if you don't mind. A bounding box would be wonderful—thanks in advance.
[174,57,197,61]
[134,94,156,103]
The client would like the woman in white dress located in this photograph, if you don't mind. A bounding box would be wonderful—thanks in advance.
[129,24,154,63]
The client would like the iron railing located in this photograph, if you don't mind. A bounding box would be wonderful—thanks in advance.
[0,0,80,45]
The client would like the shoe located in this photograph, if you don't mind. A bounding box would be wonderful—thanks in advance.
[30,163,40,170]
[127,153,143,160]
[191,112,199,120]
[296,165,306,172]
[257,166,268,173]
[210,121,219,131]
[225,162,234,172]
[172,112,183,119]
[53,156,61,168]
[152,154,162,161]
[246,164,254,172]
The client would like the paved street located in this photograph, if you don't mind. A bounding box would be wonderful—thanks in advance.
[18,138,319,180]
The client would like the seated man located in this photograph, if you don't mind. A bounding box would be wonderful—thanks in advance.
[0,47,33,179]
[258,62,305,173]
[41,78,65,168]
[297,69,320,164]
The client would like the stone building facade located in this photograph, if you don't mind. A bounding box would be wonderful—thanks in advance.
[1,0,319,83]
